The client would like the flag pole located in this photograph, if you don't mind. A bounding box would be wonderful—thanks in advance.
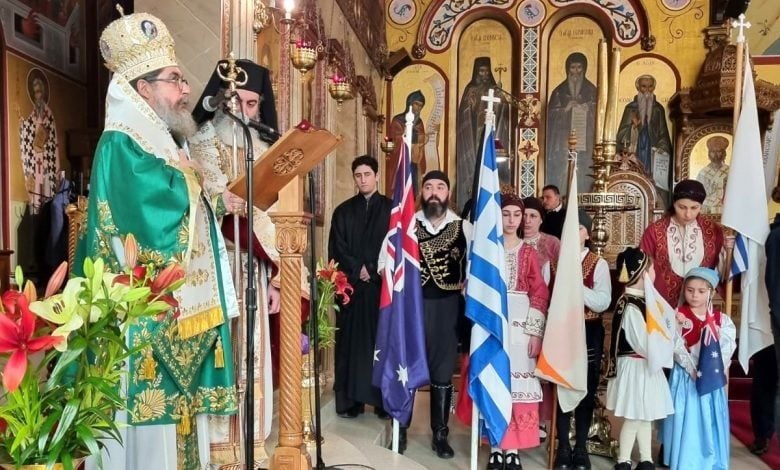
[470,404,478,470]
[548,144,579,469]
[547,385,558,470]
[468,88,502,470]
[724,14,751,317]
[392,419,399,453]
[386,106,415,455]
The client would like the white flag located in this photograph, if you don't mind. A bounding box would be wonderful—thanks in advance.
[721,49,774,372]
[535,167,587,413]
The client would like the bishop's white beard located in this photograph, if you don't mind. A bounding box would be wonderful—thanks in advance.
[212,109,269,156]
[637,92,655,124]
[152,99,198,141]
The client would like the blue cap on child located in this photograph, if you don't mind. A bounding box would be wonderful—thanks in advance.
[684,266,719,288]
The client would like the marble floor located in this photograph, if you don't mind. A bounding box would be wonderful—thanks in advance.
[319,390,772,470]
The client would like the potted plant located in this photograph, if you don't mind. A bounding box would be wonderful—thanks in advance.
[0,235,184,469]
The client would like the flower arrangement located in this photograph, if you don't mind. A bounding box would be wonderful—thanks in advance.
[0,234,184,469]
[313,259,353,349]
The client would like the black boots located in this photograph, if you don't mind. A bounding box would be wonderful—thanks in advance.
[430,382,454,459]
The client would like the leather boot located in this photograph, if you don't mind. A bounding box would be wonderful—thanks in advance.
[430,382,455,459]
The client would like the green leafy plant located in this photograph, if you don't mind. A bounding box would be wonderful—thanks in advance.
[312,259,353,349]
[0,234,184,469]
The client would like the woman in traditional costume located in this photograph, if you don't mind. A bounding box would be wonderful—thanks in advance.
[521,197,560,285]
[639,179,725,306]
[487,192,550,470]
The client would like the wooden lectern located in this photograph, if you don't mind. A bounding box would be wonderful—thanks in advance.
[230,121,341,470]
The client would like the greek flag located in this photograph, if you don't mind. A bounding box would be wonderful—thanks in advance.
[465,126,512,446]
[730,234,749,278]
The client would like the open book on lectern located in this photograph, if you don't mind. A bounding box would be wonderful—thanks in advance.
[228,121,342,210]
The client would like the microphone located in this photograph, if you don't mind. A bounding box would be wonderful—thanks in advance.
[247,118,280,140]
[203,90,237,112]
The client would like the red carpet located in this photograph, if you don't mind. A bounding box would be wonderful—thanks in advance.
[728,400,780,469]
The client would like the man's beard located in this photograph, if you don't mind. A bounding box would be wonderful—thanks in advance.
[212,109,268,154]
[152,98,197,141]
[421,195,448,219]
[567,74,582,97]
[637,92,655,124]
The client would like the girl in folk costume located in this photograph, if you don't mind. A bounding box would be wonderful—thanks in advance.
[639,179,725,306]
[521,197,560,285]
[661,267,736,469]
[456,191,549,470]
[606,248,674,470]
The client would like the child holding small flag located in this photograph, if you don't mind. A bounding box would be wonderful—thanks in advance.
[661,267,736,469]
[606,247,674,470]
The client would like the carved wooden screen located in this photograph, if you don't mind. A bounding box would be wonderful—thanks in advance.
[604,171,662,267]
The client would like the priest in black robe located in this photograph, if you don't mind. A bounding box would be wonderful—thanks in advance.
[328,155,393,418]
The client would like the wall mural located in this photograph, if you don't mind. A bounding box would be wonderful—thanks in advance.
[5,52,86,276]
[387,63,446,194]
[544,15,602,194]
[0,0,86,81]
[455,19,513,209]
[616,56,678,203]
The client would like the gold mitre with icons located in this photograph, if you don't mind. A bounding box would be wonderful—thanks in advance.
[99,5,178,81]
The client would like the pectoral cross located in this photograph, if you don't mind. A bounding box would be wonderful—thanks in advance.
[481,88,501,129]
[732,13,751,43]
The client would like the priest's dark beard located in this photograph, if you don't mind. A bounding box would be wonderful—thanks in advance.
[422,195,448,219]
[153,100,198,141]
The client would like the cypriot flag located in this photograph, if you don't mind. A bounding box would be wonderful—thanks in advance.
[534,166,587,413]
[644,272,675,373]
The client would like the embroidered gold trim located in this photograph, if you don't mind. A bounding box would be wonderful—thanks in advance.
[177,306,225,339]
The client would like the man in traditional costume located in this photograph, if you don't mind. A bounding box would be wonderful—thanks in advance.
[388,90,428,196]
[189,58,310,467]
[380,170,472,457]
[328,155,392,419]
[640,179,725,306]
[79,10,237,469]
[696,135,730,214]
[554,211,611,470]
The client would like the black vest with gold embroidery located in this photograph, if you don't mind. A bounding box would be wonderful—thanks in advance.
[416,219,467,298]
[606,294,646,378]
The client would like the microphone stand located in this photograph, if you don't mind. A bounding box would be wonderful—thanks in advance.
[221,106,257,469]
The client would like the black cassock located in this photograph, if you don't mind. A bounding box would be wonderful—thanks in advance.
[328,191,392,413]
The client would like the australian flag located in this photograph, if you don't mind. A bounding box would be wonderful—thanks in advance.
[696,313,727,396]
[371,136,429,425]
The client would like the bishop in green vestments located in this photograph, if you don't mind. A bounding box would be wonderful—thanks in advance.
[78,11,237,470]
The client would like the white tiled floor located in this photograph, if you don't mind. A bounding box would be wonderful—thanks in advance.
[321,390,772,470]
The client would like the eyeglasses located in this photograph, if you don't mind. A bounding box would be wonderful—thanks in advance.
[145,76,189,91]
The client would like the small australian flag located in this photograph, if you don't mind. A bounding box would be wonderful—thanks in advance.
[696,312,727,396]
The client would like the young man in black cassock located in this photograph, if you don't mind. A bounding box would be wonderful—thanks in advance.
[329,155,393,420]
